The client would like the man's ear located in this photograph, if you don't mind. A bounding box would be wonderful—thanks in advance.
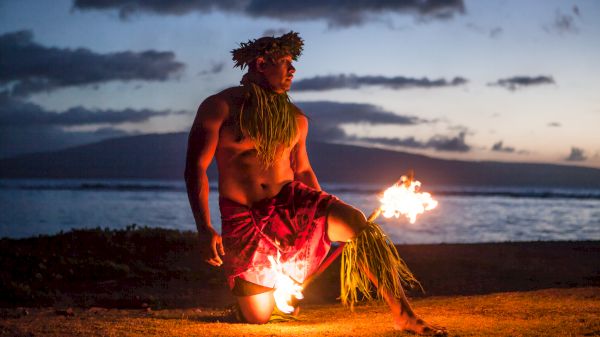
[255,57,266,73]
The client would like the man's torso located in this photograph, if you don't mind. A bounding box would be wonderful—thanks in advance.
[212,86,302,206]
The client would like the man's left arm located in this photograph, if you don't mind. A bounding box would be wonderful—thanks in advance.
[292,114,321,190]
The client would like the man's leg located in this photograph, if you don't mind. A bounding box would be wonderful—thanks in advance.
[327,202,446,335]
[236,292,275,324]
[233,277,275,324]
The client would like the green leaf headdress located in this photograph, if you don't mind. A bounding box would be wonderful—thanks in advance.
[231,31,304,69]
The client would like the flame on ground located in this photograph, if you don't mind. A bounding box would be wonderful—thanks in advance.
[379,176,438,224]
[267,252,304,314]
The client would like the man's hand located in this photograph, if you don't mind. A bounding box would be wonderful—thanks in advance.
[199,227,225,267]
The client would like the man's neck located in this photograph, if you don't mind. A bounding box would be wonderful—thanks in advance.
[241,72,284,95]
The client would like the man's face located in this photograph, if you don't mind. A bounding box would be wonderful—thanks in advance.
[258,55,296,94]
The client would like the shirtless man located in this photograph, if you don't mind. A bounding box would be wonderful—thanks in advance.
[185,32,445,335]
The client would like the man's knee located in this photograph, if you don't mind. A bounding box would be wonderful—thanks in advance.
[237,292,274,324]
[242,311,271,324]
[327,202,368,242]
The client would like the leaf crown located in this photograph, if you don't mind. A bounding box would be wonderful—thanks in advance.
[231,31,303,70]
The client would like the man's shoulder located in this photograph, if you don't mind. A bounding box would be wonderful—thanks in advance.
[202,86,244,103]
[290,103,308,133]
[214,86,246,102]
[289,101,305,117]
[198,86,245,115]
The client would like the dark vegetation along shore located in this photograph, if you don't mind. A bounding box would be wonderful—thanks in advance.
[1,226,598,310]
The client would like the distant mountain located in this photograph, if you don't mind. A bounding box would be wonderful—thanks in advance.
[1,132,600,188]
[0,133,192,181]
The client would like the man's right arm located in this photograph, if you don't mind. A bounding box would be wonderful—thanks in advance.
[184,95,227,266]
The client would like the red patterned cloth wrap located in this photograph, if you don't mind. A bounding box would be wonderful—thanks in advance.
[220,181,340,290]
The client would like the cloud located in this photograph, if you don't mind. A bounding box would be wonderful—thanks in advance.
[360,136,427,149]
[466,23,503,39]
[491,141,515,153]
[0,30,184,96]
[544,9,579,35]
[488,75,555,91]
[73,0,465,27]
[361,132,471,152]
[262,28,289,36]
[297,101,426,125]
[293,74,468,91]
[565,147,587,162]
[198,62,225,76]
[296,100,427,144]
[0,95,176,127]
[489,27,503,39]
[0,95,178,158]
[426,132,471,152]
[447,124,471,133]
[296,100,469,152]
[548,122,561,127]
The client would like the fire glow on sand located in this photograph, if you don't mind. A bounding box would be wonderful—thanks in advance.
[269,173,439,313]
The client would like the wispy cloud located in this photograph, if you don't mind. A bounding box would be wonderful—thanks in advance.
[361,136,427,148]
[0,95,179,157]
[73,0,465,27]
[489,27,503,39]
[425,132,471,152]
[362,132,471,152]
[565,147,587,162]
[548,122,561,127]
[0,30,184,97]
[293,74,467,91]
[488,75,555,91]
[466,23,503,39]
[262,28,289,36]
[297,101,426,125]
[0,95,177,127]
[544,8,580,35]
[491,141,515,153]
[296,101,427,143]
[297,100,469,152]
[198,62,225,76]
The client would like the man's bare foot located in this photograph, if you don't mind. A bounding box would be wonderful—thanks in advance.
[394,315,447,336]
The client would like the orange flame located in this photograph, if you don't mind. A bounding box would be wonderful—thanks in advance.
[379,176,438,224]
[267,251,304,314]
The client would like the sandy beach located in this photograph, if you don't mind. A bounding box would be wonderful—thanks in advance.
[1,227,599,336]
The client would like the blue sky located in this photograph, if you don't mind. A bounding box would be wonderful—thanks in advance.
[1,0,599,167]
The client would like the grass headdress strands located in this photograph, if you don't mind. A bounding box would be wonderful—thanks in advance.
[238,82,298,167]
[231,31,304,70]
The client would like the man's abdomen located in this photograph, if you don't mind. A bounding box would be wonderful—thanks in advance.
[217,158,295,206]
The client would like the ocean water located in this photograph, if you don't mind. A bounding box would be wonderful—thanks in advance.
[1,179,599,244]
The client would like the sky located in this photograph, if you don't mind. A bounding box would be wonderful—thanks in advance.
[1,0,599,168]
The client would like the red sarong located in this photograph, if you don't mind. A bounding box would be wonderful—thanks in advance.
[220,181,339,290]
